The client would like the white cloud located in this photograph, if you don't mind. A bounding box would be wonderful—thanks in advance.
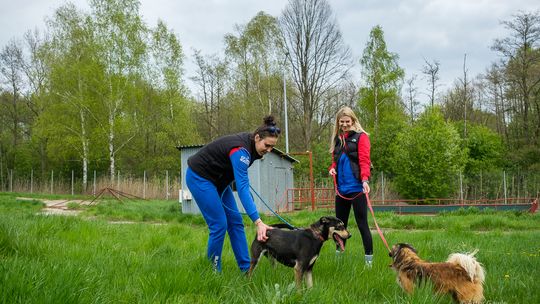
[1,0,538,102]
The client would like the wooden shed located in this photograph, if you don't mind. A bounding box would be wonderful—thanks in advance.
[176,145,297,215]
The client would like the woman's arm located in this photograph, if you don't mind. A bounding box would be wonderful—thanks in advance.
[229,148,259,222]
[358,133,371,193]
[229,148,272,241]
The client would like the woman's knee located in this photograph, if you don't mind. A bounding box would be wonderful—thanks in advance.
[209,220,228,237]
[227,212,245,228]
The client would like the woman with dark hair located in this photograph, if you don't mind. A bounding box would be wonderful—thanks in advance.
[328,106,373,267]
[186,116,280,273]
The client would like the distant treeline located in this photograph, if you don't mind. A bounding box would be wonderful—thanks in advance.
[0,0,539,199]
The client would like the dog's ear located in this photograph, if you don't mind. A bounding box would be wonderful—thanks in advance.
[320,217,330,224]
[390,244,401,258]
[402,243,417,254]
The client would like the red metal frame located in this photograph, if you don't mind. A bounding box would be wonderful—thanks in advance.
[288,151,315,210]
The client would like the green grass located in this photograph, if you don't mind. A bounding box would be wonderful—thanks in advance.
[0,192,539,303]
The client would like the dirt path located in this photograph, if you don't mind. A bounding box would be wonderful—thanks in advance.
[18,197,90,216]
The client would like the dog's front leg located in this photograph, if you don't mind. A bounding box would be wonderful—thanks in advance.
[398,273,415,294]
[294,262,303,289]
[247,263,256,278]
[305,270,313,288]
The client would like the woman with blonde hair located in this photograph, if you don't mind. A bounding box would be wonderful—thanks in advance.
[328,106,373,267]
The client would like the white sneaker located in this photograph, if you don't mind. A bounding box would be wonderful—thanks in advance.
[365,254,373,268]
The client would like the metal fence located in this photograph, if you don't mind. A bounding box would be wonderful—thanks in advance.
[290,170,540,210]
[1,168,539,205]
[0,169,182,200]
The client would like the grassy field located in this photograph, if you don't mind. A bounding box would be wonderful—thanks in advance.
[0,192,539,303]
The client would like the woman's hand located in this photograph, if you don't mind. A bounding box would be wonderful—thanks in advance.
[363,181,370,194]
[329,168,336,176]
[255,219,272,242]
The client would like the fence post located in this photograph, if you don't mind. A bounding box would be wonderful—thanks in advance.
[50,170,54,194]
[503,170,507,204]
[166,170,169,200]
[117,170,120,190]
[9,169,13,192]
[0,156,3,191]
[93,170,96,196]
[30,169,33,194]
[480,171,482,199]
[459,172,463,204]
[143,170,146,199]
[516,171,520,198]
[381,171,385,204]
[309,152,314,211]
[71,170,74,195]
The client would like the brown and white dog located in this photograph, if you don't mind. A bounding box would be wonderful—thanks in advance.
[389,243,485,304]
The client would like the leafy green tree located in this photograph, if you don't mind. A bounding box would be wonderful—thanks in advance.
[370,109,409,176]
[42,3,101,189]
[390,107,467,199]
[89,0,147,181]
[359,25,404,132]
[127,20,196,173]
[454,122,505,173]
[21,30,52,180]
[225,11,282,123]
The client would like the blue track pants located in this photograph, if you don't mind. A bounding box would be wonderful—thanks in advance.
[186,167,251,272]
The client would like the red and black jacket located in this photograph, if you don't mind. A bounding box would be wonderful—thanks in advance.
[330,131,371,184]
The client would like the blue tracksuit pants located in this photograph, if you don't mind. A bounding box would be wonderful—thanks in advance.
[186,167,251,272]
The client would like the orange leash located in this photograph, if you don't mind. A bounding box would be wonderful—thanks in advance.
[365,191,391,253]
[332,174,391,253]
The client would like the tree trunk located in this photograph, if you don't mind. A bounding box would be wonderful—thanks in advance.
[374,85,379,132]
[108,108,116,183]
[80,109,89,191]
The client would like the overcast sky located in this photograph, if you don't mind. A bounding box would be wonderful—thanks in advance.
[1,0,539,103]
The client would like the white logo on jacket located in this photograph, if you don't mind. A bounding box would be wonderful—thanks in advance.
[240,155,250,165]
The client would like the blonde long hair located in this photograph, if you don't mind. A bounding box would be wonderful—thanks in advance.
[329,106,367,153]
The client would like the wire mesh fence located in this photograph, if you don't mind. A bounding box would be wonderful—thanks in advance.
[1,168,538,203]
[294,169,540,203]
[0,169,182,200]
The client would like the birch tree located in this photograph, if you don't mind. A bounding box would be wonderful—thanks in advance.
[90,0,146,181]
[359,25,404,132]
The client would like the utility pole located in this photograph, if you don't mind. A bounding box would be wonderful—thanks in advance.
[283,53,289,154]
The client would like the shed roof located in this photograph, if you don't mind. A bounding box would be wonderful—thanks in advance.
[176,144,298,163]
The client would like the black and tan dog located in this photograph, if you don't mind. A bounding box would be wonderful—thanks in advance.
[389,243,485,304]
[247,216,351,288]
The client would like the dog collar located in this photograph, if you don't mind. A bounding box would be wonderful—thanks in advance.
[311,230,325,242]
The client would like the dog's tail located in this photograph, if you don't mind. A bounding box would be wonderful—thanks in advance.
[447,249,485,284]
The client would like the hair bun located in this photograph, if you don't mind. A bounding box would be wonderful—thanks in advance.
[263,115,276,126]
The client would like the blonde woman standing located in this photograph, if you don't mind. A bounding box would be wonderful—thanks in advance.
[328,106,373,267]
